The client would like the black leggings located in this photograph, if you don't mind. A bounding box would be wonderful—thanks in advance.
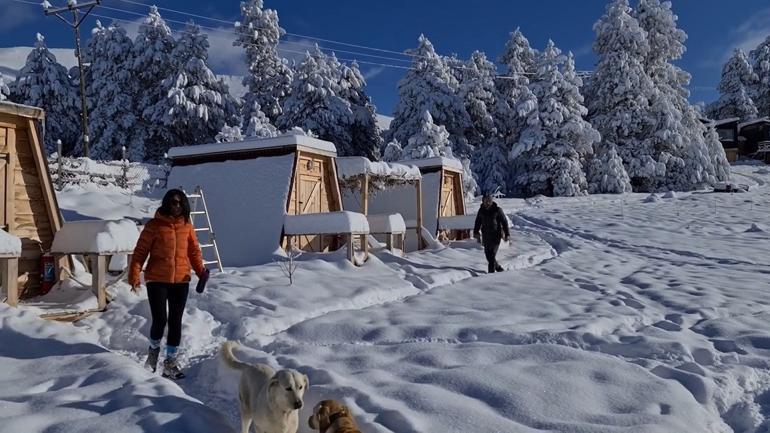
[484,241,501,273]
[146,282,189,347]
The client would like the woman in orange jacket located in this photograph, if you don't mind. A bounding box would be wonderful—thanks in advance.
[129,188,208,379]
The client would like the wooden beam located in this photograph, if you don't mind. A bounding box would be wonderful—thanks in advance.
[26,120,62,232]
[360,233,368,263]
[3,258,18,306]
[5,128,15,232]
[415,178,424,250]
[91,254,107,311]
[328,156,343,212]
[361,174,369,215]
[346,234,354,263]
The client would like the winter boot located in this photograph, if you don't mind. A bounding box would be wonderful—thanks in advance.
[144,346,160,373]
[162,357,185,380]
[494,263,504,272]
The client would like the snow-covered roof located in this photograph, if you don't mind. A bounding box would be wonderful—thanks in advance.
[738,117,770,130]
[398,157,463,172]
[367,213,406,233]
[51,219,139,254]
[167,133,337,160]
[438,215,477,230]
[284,211,369,235]
[336,156,421,181]
[713,117,741,127]
[375,114,393,131]
[0,230,22,257]
[0,100,45,120]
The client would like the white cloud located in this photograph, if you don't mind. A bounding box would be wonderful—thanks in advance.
[201,27,247,75]
[363,66,386,81]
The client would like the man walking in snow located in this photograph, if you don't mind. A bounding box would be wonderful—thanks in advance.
[473,194,510,273]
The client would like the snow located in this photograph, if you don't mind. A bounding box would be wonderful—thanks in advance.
[335,156,421,181]
[437,214,477,230]
[167,133,336,159]
[366,213,406,233]
[399,156,463,171]
[284,211,369,235]
[50,219,139,254]
[714,117,741,126]
[375,113,392,132]
[168,154,294,266]
[0,230,21,256]
[738,117,770,130]
[9,161,770,433]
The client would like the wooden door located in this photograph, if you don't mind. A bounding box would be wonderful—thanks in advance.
[440,171,457,217]
[296,154,325,251]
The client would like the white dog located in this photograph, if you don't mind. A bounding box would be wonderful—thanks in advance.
[220,341,309,433]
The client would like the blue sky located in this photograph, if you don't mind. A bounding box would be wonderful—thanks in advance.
[2,0,770,115]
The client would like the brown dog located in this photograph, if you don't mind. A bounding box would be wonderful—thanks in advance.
[308,399,361,433]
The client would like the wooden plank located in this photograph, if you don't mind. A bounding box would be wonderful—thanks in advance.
[0,114,25,128]
[0,156,6,229]
[15,170,42,187]
[361,174,369,215]
[416,179,424,249]
[5,128,14,232]
[91,255,107,310]
[286,150,300,214]
[3,258,18,306]
[300,179,320,214]
[327,155,343,212]
[26,120,61,232]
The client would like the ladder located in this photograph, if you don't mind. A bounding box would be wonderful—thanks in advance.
[184,186,224,272]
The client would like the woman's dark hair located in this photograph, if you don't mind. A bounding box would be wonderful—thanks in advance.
[159,189,191,222]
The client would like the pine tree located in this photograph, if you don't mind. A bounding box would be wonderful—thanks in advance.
[707,49,759,121]
[401,110,453,159]
[85,21,143,160]
[153,22,240,148]
[587,145,632,194]
[277,47,352,149]
[337,60,381,159]
[12,33,80,155]
[132,6,177,162]
[510,41,597,197]
[496,28,537,142]
[215,125,245,143]
[750,36,770,117]
[235,0,292,123]
[461,157,478,200]
[382,140,403,162]
[389,35,470,157]
[475,141,508,196]
[635,0,719,191]
[0,73,9,101]
[589,0,661,192]
[704,123,731,182]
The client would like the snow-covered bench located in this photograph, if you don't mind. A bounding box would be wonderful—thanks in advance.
[367,213,406,254]
[283,211,370,264]
[0,230,22,306]
[51,219,140,310]
[437,215,476,242]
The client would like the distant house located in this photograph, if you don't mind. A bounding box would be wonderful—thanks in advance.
[712,117,741,162]
[738,117,770,163]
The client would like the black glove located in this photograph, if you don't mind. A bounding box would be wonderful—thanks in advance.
[196,268,210,293]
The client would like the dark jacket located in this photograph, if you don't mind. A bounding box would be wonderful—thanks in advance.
[473,202,510,244]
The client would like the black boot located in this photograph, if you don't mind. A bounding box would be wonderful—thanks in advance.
[144,346,160,373]
[488,263,495,273]
[162,357,185,380]
[495,263,504,272]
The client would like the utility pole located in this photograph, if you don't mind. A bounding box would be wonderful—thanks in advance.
[43,0,100,159]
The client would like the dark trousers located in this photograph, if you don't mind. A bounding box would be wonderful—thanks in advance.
[484,241,501,273]
[146,282,189,347]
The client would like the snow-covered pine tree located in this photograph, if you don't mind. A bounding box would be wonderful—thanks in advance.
[586,144,632,194]
[401,110,453,159]
[461,157,478,200]
[635,0,718,191]
[510,41,597,197]
[589,0,660,192]
[382,140,403,162]
[235,0,293,123]
[12,33,80,155]
[244,101,278,138]
[496,28,537,141]
[215,125,244,143]
[703,122,730,182]
[153,22,240,148]
[85,21,143,160]
[388,35,470,157]
[0,73,9,101]
[750,36,770,117]
[132,6,177,162]
[276,47,352,149]
[337,61,381,159]
[707,49,759,122]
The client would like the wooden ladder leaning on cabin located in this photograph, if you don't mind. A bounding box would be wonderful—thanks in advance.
[185,186,224,272]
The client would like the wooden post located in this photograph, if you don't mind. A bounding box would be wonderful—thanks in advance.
[360,233,368,262]
[361,174,369,215]
[415,179,424,250]
[91,254,107,311]
[386,233,393,252]
[346,234,354,263]
[2,258,18,307]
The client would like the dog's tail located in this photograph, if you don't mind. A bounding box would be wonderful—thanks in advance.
[219,341,251,371]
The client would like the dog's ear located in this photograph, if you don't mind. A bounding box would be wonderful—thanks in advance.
[304,374,310,388]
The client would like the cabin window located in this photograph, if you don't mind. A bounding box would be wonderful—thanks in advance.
[717,128,735,141]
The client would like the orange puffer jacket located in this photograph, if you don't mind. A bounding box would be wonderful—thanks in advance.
[129,212,205,286]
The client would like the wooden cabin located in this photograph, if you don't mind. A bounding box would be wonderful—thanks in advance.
[399,157,467,240]
[738,117,770,162]
[0,102,65,297]
[167,133,344,266]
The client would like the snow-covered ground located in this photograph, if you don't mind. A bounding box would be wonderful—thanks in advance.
[4,163,770,432]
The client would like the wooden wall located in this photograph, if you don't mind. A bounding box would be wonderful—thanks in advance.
[0,113,58,294]
[285,151,342,252]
